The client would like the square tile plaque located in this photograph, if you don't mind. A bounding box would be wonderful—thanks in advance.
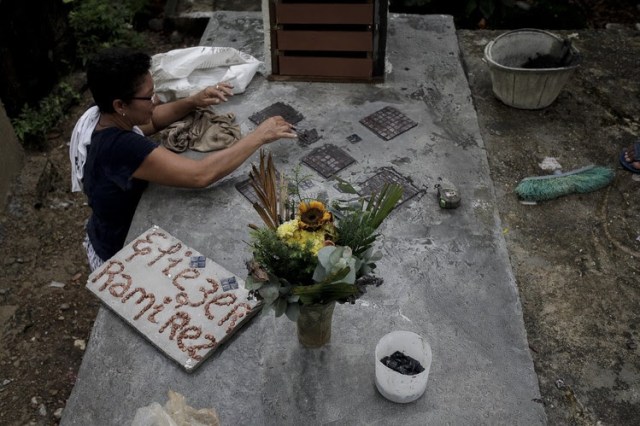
[248,102,304,126]
[358,167,421,206]
[301,144,356,178]
[86,226,260,372]
[359,106,418,141]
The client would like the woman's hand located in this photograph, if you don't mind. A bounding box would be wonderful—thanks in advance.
[190,82,235,108]
[144,82,235,135]
[252,116,298,144]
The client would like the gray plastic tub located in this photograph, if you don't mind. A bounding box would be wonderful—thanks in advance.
[484,29,581,109]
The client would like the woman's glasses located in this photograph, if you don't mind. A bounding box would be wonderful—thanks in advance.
[131,93,159,104]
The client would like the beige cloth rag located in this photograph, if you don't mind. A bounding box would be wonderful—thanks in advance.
[160,108,241,153]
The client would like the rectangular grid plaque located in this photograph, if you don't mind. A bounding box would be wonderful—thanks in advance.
[358,167,421,206]
[236,170,284,206]
[301,144,356,178]
[359,106,417,141]
[235,178,260,205]
[248,102,304,126]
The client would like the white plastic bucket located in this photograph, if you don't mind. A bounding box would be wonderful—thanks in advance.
[484,29,580,109]
[375,330,432,403]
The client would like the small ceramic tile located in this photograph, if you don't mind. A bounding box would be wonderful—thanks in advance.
[297,128,321,147]
[221,276,239,291]
[347,134,362,143]
[190,256,206,268]
[287,176,315,194]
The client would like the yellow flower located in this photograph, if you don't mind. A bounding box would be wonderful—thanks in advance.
[276,219,299,239]
[298,200,332,231]
[277,219,328,256]
[296,230,326,255]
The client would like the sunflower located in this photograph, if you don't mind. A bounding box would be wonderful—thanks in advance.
[298,200,332,231]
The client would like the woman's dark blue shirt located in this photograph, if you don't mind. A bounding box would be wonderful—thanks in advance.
[83,127,158,260]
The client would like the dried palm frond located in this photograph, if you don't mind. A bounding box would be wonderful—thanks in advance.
[279,173,289,223]
[249,150,284,229]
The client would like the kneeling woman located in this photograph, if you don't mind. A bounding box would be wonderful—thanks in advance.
[78,48,296,270]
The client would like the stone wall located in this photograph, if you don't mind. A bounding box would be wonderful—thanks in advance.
[0,100,24,208]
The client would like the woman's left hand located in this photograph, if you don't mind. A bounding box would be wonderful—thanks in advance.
[191,82,234,108]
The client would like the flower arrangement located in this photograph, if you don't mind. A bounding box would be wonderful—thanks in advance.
[245,151,403,322]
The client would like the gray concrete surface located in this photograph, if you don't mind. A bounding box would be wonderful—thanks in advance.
[61,12,546,425]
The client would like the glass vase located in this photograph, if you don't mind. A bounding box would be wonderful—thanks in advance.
[296,301,336,348]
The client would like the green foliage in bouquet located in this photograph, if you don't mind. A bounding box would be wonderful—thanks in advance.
[245,151,403,321]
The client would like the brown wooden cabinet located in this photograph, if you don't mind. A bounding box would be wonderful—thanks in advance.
[266,0,388,82]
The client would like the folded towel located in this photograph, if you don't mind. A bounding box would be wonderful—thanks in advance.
[159,109,241,153]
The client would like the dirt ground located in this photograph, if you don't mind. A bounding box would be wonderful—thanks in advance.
[1,6,639,426]
[458,27,640,425]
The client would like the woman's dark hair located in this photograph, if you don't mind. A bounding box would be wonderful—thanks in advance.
[87,48,152,113]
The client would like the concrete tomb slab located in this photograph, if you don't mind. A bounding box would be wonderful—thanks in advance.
[61,12,546,425]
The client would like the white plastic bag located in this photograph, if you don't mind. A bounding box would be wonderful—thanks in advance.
[131,390,220,426]
[151,46,263,101]
[130,402,177,426]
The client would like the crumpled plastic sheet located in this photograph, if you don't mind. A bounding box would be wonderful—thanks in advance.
[130,390,220,426]
[151,46,264,102]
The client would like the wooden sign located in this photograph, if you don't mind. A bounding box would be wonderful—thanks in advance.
[86,226,260,372]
